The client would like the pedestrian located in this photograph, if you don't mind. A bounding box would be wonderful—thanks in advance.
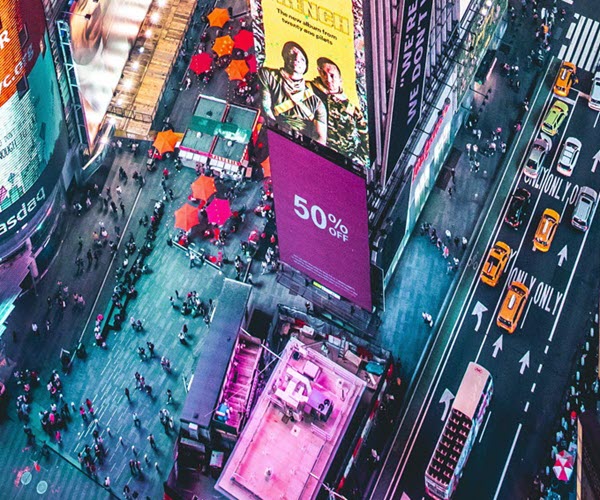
[261,260,268,274]
[129,459,136,474]
[168,188,174,201]
[167,389,173,405]
[453,236,460,247]
[32,322,38,335]
[116,185,122,198]
[110,201,118,213]
[182,323,188,334]
[146,341,155,357]
[132,445,137,456]
[450,167,456,181]
[305,301,311,314]
[124,387,130,402]
[501,142,507,154]
[45,319,51,334]
[147,434,156,449]
[447,186,453,198]
[445,229,451,241]
[178,331,187,345]
[103,476,110,489]
[133,412,140,427]
[461,236,468,250]
[80,406,87,422]
[247,272,254,285]
[78,236,83,252]
[120,201,126,216]
[175,289,180,299]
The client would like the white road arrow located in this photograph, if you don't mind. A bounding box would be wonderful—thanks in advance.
[472,301,489,332]
[492,335,503,358]
[519,351,530,375]
[558,245,568,267]
[439,388,455,421]
[593,150,600,173]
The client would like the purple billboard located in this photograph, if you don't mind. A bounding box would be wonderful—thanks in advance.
[269,131,372,310]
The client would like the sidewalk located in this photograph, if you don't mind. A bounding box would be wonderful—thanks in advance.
[377,3,548,385]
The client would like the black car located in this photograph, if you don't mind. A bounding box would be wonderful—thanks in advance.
[505,188,531,228]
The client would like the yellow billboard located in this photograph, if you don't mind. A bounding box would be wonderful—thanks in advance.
[253,0,369,167]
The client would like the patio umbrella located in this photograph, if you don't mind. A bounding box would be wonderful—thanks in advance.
[153,130,184,155]
[206,198,232,226]
[189,52,213,75]
[174,203,200,231]
[225,59,249,81]
[207,8,230,28]
[245,54,257,73]
[553,452,574,482]
[233,29,254,52]
[191,175,217,201]
[213,35,234,58]
[261,157,271,178]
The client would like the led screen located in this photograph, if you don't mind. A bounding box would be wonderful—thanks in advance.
[0,0,68,243]
[69,0,153,146]
[269,131,372,310]
[252,0,370,167]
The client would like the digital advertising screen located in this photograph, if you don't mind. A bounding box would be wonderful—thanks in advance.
[69,0,153,146]
[268,131,372,310]
[0,0,68,244]
[252,0,370,167]
[386,0,433,181]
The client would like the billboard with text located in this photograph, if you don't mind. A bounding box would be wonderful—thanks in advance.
[386,0,433,180]
[0,0,68,243]
[69,0,153,146]
[252,0,370,167]
[269,131,372,310]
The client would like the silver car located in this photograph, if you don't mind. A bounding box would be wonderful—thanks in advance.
[589,71,600,111]
[572,186,597,232]
[556,137,582,177]
[523,137,551,179]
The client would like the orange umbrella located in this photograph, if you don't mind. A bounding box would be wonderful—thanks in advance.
[207,8,230,28]
[189,52,213,74]
[213,35,234,58]
[225,59,249,81]
[233,29,254,52]
[153,130,183,155]
[206,198,232,226]
[174,203,200,231]
[191,175,217,201]
[261,157,271,178]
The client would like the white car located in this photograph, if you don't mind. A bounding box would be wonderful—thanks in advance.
[556,137,582,177]
[589,71,600,111]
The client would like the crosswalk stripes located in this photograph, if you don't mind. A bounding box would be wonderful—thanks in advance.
[558,15,600,72]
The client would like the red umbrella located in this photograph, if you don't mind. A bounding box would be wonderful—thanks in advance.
[189,52,213,75]
[206,198,232,226]
[174,204,200,231]
[233,29,254,52]
[553,451,574,482]
[191,175,217,201]
[245,54,257,73]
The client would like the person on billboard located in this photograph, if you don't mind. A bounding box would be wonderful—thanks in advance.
[258,41,327,145]
[311,57,369,166]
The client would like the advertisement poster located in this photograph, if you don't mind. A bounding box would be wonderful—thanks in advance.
[69,0,153,146]
[386,0,433,180]
[0,0,68,243]
[252,0,370,167]
[269,131,372,310]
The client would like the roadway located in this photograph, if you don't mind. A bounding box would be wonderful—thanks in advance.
[372,55,600,499]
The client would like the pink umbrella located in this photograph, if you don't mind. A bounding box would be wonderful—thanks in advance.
[206,198,232,226]
[245,54,257,73]
[553,451,574,482]
[233,29,254,52]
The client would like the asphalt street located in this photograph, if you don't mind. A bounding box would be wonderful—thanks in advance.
[374,25,600,500]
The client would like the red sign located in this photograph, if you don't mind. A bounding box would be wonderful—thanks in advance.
[412,99,450,181]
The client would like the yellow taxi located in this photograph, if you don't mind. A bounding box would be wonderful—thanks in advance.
[533,208,560,252]
[480,241,511,287]
[553,61,578,97]
[497,281,530,334]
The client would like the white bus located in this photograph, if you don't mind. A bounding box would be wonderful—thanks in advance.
[424,362,493,499]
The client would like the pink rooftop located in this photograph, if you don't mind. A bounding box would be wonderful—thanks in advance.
[216,338,366,499]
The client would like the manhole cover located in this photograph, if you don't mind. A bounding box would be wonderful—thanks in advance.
[36,480,48,494]
[20,471,32,485]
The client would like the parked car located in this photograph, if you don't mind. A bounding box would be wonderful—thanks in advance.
[505,188,531,229]
[571,186,598,231]
[589,70,600,111]
[523,137,551,178]
[556,137,582,177]
[541,100,569,136]
[553,61,578,97]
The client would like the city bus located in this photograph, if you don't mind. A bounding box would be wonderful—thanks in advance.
[424,362,493,499]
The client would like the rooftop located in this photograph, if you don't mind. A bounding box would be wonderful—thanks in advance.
[216,338,366,500]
